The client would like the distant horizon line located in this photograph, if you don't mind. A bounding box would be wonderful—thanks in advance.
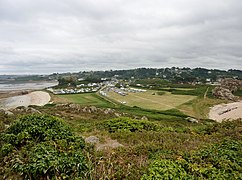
[0,66,241,76]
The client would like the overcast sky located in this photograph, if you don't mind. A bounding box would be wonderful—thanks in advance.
[0,0,242,74]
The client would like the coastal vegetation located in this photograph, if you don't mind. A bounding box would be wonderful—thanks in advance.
[0,115,88,179]
[0,68,242,179]
[1,109,242,179]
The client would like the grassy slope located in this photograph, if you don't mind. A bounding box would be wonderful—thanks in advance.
[2,93,242,179]
[32,105,242,179]
[178,97,229,119]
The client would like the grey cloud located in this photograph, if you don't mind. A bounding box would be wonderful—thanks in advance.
[0,0,242,74]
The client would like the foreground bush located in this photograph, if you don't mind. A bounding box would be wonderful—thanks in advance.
[0,114,87,179]
[141,159,192,180]
[142,140,242,179]
[101,117,160,133]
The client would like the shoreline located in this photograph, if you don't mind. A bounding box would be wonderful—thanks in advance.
[0,91,51,110]
[0,80,58,91]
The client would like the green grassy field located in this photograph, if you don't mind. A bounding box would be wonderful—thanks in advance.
[52,92,191,121]
[54,93,114,108]
[52,88,224,120]
[107,90,196,111]
[2,89,242,179]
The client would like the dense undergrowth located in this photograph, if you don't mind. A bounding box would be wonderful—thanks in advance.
[142,140,242,179]
[1,106,242,179]
[0,115,88,179]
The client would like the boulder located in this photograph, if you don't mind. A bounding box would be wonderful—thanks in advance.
[114,113,121,117]
[56,103,68,107]
[68,104,82,111]
[85,136,99,144]
[96,139,124,151]
[5,124,10,129]
[90,106,98,113]
[141,116,148,120]
[186,117,199,123]
[26,107,42,114]
[4,110,14,116]
[82,107,88,112]
[0,109,14,116]
[104,108,114,115]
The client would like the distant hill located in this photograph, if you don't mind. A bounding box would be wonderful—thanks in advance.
[49,67,242,84]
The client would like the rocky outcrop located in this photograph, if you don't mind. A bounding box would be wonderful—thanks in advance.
[220,78,242,92]
[85,136,100,144]
[213,78,242,101]
[104,108,115,115]
[85,136,124,151]
[4,110,14,116]
[12,107,42,114]
[54,103,127,117]
[90,106,98,112]
[0,109,14,116]
[96,138,124,151]
[212,87,238,101]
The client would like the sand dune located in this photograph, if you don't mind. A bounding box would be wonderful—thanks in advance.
[0,91,51,110]
[209,101,242,122]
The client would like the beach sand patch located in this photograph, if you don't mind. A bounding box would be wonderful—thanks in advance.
[209,101,242,122]
[1,91,51,110]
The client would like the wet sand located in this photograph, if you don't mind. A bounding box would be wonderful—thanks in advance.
[209,101,242,122]
[0,91,51,110]
[0,81,58,91]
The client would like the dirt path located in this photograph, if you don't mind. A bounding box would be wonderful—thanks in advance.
[204,87,209,99]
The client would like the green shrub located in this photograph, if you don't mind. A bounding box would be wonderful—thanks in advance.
[101,117,160,133]
[142,140,242,179]
[234,89,242,96]
[0,114,88,179]
[5,114,74,142]
[141,159,193,180]
[186,139,242,179]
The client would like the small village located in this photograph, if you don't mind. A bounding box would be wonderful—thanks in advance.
[47,82,102,95]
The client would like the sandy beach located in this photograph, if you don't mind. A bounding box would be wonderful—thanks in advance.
[209,101,242,122]
[0,91,51,110]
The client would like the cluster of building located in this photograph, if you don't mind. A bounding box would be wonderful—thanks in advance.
[111,88,128,96]
[76,83,100,88]
[120,87,147,93]
[99,91,107,96]
[47,86,100,95]
[47,77,148,96]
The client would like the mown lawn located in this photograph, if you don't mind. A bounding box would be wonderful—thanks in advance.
[54,93,114,108]
[107,90,196,111]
